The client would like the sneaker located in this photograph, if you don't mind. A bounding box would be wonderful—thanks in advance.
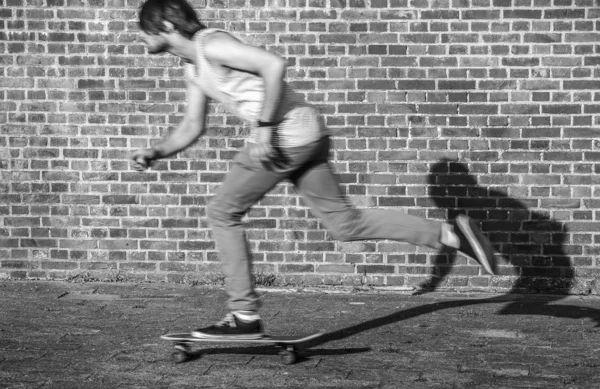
[455,215,497,275]
[191,312,264,339]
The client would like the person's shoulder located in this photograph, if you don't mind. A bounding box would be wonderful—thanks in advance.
[204,30,237,49]
[203,30,240,64]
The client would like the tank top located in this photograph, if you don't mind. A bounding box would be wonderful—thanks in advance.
[184,28,327,148]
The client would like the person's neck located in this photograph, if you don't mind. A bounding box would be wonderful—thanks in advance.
[166,33,198,64]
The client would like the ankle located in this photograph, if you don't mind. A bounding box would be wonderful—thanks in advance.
[440,223,460,249]
[232,310,260,322]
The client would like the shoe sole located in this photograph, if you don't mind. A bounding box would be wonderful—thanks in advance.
[456,215,496,275]
[190,332,265,340]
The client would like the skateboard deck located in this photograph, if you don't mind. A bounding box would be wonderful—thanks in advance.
[161,330,325,365]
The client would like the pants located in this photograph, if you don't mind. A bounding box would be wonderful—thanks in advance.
[207,136,443,311]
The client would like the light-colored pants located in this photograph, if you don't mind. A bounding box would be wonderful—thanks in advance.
[207,136,443,311]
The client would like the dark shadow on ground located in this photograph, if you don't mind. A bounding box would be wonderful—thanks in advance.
[306,295,600,350]
[419,159,576,316]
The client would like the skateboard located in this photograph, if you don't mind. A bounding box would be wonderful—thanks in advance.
[161,330,325,365]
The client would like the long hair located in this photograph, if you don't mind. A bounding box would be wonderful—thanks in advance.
[138,0,205,39]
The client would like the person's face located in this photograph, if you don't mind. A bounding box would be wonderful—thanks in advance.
[138,30,169,54]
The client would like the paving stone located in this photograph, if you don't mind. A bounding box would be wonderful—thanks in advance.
[2,281,600,388]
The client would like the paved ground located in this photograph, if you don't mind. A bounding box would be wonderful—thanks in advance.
[1,281,600,388]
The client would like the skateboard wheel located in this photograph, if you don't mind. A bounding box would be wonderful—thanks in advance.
[171,350,189,364]
[174,343,191,353]
[280,350,297,365]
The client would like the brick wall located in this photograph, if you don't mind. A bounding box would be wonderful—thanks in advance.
[1,0,599,294]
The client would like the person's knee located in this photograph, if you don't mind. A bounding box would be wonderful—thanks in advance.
[207,199,244,227]
[207,201,230,225]
[334,230,354,242]
[330,208,363,242]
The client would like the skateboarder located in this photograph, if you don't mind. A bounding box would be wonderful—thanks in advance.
[132,0,497,339]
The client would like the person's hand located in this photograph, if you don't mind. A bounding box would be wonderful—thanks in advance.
[131,148,158,171]
[250,127,275,165]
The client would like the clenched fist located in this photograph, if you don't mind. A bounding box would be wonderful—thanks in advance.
[131,148,159,171]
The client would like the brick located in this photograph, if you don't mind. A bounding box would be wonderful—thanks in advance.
[421,10,459,19]
[78,80,115,89]
[544,9,586,19]
[378,104,417,114]
[59,240,98,250]
[522,128,561,138]
[378,197,415,206]
[524,33,562,43]
[41,261,78,270]
[140,241,177,251]
[119,262,156,271]
[503,10,542,19]
[542,57,581,67]
[246,219,277,229]
[420,57,458,67]
[119,80,157,89]
[544,152,583,161]
[439,81,476,90]
[338,104,376,114]
[397,80,436,90]
[298,242,335,251]
[0,78,35,88]
[159,263,197,272]
[479,80,517,90]
[179,241,215,250]
[520,80,560,90]
[161,219,198,228]
[357,265,395,274]
[357,80,396,90]
[418,104,458,114]
[102,195,138,205]
[399,34,438,44]
[540,199,581,208]
[584,57,600,66]
[0,260,31,269]
[318,34,356,44]
[317,264,354,273]
[565,33,600,42]
[501,58,540,67]
[542,105,581,114]
[500,104,541,114]
[462,10,500,19]
[279,264,315,273]
[502,152,542,161]
[459,105,498,114]
[564,81,600,90]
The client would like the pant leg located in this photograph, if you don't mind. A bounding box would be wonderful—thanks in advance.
[207,140,327,312]
[290,138,443,249]
[206,146,288,312]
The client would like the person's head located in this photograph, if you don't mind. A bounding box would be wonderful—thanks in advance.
[138,0,205,53]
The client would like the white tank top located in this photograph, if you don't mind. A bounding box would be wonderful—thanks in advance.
[184,28,327,148]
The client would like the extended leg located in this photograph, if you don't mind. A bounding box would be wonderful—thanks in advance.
[292,161,444,249]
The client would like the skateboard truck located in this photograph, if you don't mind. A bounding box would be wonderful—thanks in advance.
[170,340,298,365]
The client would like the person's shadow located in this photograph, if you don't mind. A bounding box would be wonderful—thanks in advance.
[419,159,576,315]
[298,160,600,355]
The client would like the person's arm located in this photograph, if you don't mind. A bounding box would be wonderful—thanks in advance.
[131,81,208,171]
[204,32,287,164]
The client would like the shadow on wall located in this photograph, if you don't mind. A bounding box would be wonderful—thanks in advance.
[420,159,575,311]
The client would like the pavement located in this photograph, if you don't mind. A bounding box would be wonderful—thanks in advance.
[1,281,600,389]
